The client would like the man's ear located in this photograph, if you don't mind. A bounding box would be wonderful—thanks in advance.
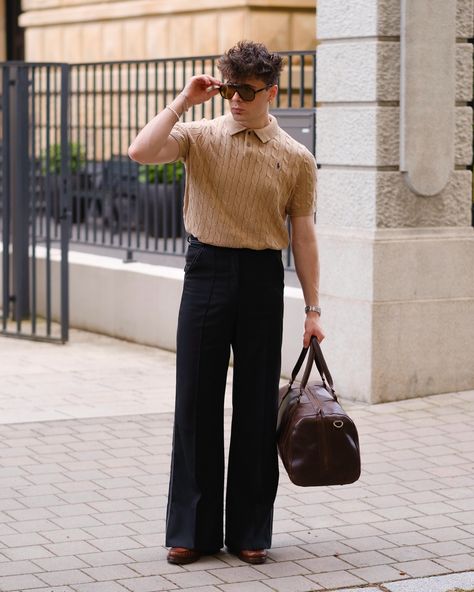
[269,84,278,102]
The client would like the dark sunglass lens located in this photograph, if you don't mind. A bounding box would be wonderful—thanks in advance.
[219,85,226,99]
[238,85,255,101]
[220,85,235,100]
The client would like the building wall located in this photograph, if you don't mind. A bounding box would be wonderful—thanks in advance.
[0,0,6,60]
[19,0,316,62]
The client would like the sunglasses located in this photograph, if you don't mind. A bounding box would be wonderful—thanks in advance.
[219,83,272,102]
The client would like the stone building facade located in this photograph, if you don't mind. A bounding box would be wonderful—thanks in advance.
[18,0,316,62]
[1,0,472,404]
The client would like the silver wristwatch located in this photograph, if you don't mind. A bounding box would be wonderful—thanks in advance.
[305,305,321,316]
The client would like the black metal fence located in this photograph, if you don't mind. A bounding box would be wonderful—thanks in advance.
[64,51,317,261]
[0,62,70,342]
[0,52,315,342]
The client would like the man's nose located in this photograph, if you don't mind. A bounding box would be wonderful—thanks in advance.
[231,91,242,102]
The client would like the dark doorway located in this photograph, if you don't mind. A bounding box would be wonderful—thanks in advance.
[6,0,24,61]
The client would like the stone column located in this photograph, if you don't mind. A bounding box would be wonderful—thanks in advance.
[316,0,474,403]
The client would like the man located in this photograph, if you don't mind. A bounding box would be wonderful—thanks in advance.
[128,41,324,566]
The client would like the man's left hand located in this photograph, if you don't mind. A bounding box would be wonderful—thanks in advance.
[303,313,325,347]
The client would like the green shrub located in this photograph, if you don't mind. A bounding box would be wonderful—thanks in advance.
[138,161,184,184]
[41,142,86,175]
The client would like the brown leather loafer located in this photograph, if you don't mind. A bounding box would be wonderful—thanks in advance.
[167,547,201,565]
[231,548,267,564]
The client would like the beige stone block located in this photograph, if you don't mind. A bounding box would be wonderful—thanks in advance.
[145,16,169,59]
[456,44,474,102]
[123,19,146,61]
[291,12,316,50]
[376,170,472,228]
[317,106,399,166]
[318,0,471,40]
[102,21,123,61]
[282,285,374,401]
[317,41,385,102]
[317,169,377,229]
[456,0,474,38]
[455,106,473,165]
[320,168,473,230]
[218,10,246,53]
[317,227,375,302]
[372,227,474,302]
[377,41,400,99]
[315,226,474,402]
[81,23,102,62]
[19,0,315,29]
[299,292,374,403]
[317,0,400,39]
[61,24,82,63]
[192,13,218,56]
[248,10,291,51]
[317,106,472,167]
[41,26,63,62]
[61,0,110,5]
[372,297,474,401]
[22,0,58,8]
[24,26,44,62]
[169,15,193,58]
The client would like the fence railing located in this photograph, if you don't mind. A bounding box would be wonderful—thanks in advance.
[1,63,69,342]
[46,51,316,265]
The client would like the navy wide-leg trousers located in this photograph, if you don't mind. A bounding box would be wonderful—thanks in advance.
[165,237,284,552]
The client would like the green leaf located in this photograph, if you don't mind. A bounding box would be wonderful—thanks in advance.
[138,161,184,184]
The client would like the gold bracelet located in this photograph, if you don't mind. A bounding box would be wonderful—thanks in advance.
[166,105,181,122]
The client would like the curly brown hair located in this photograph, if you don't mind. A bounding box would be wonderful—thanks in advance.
[217,40,283,86]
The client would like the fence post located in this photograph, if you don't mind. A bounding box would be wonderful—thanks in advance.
[60,64,70,342]
[10,65,30,323]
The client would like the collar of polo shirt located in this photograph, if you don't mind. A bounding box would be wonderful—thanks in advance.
[225,113,279,144]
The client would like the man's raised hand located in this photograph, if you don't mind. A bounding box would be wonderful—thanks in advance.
[182,75,222,107]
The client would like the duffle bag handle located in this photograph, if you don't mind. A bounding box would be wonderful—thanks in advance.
[300,337,337,400]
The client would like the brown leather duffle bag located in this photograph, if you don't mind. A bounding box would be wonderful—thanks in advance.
[277,337,361,487]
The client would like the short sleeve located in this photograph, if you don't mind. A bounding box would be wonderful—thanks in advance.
[286,150,317,217]
[169,120,204,162]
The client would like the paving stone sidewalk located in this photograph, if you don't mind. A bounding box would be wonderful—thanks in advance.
[0,329,473,592]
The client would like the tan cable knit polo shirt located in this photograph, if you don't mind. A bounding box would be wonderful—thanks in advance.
[170,113,316,250]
